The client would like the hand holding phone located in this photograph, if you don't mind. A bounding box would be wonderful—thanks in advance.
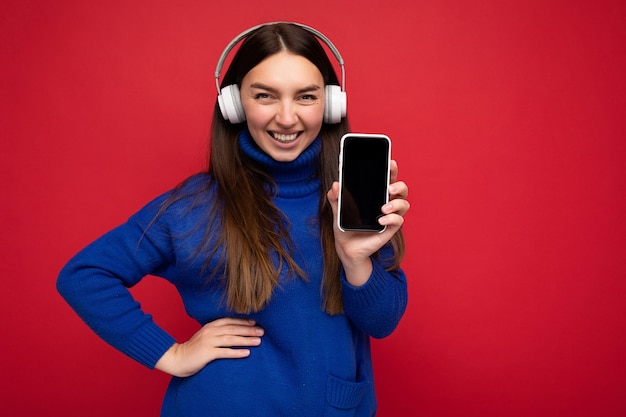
[338,133,391,232]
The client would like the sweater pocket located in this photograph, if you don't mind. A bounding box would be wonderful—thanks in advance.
[324,374,369,417]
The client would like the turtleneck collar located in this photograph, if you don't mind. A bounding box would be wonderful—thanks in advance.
[238,129,322,198]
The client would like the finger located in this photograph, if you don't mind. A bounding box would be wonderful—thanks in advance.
[204,318,261,334]
[208,317,257,328]
[326,182,340,220]
[388,181,409,199]
[389,160,399,184]
[378,212,405,230]
[215,347,253,359]
[214,333,263,349]
[382,199,411,216]
[205,323,264,341]
[326,181,339,204]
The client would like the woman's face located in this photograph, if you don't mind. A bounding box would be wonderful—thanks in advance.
[240,51,325,162]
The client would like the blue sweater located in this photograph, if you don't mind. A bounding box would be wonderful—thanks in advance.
[57,130,408,417]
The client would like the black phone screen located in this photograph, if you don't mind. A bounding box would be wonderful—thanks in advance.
[339,134,390,232]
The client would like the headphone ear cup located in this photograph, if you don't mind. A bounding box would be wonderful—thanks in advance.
[218,84,246,124]
[324,85,347,124]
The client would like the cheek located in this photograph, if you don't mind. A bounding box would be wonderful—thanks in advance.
[244,105,273,128]
[301,106,325,127]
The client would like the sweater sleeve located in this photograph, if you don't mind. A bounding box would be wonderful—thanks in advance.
[340,247,408,339]
[56,197,178,369]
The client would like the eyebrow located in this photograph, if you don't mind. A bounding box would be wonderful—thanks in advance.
[249,82,321,94]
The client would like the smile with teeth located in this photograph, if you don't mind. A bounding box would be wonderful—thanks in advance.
[270,132,300,143]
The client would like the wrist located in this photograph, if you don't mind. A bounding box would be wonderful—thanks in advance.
[342,257,373,287]
[154,342,183,376]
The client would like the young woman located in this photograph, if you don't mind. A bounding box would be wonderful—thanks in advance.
[57,22,410,417]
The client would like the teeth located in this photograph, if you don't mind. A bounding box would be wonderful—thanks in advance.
[272,132,298,143]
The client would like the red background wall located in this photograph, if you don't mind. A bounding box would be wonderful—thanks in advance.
[2,1,625,416]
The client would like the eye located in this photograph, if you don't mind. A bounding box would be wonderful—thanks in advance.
[299,94,318,102]
[254,93,273,100]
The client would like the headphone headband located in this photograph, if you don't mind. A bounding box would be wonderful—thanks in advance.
[215,22,347,124]
[214,21,346,95]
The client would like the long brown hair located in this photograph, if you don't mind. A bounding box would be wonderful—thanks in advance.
[167,23,404,314]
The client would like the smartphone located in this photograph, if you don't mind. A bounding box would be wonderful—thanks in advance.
[338,133,391,232]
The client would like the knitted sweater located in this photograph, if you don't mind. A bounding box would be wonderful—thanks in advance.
[57,130,408,417]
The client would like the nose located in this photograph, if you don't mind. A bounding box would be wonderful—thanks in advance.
[275,100,298,127]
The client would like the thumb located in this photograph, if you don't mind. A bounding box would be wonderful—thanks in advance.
[326,181,340,210]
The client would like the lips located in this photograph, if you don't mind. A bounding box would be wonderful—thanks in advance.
[269,131,300,143]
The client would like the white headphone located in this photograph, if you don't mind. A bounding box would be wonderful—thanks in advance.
[215,22,347,124]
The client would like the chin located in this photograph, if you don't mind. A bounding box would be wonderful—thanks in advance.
[270,152,300,162]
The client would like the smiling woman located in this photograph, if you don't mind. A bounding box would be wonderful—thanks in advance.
[55,21,409,417]
[241,52,325,161]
